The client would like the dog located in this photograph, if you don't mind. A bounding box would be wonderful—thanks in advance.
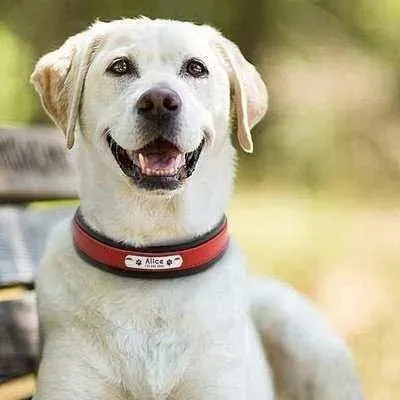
[31,18,364,399]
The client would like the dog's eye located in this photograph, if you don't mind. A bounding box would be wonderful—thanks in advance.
[107,57,136,76]
[184,58,209,78]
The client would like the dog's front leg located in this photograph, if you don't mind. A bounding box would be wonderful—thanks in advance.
[33,338,126,400]
[249,278,364,400]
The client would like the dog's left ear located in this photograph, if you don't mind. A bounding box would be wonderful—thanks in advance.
[207,29,268,153]
[31,26,104,149]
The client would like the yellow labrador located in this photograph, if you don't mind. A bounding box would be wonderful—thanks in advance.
[31,18,363,399]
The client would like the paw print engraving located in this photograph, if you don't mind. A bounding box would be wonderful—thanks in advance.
[136,259,142,266]
[166,259,173,266]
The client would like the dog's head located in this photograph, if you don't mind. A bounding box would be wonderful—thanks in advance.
[31,18,267,194]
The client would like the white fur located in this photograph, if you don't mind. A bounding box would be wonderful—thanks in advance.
[31,18,363,399]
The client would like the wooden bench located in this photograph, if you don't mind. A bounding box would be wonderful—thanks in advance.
[0,127,77,400]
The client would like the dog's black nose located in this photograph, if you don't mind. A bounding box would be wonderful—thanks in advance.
[137,87,182,119]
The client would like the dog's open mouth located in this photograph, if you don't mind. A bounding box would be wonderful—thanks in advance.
[106,134,204,191]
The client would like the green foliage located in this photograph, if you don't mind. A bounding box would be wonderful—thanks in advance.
[0,24,35,123]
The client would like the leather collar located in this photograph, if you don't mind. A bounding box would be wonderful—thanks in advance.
[72,208,229,279]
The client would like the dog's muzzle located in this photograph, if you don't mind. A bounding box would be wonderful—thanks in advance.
[106,85,205,191]
[106,133,205,191]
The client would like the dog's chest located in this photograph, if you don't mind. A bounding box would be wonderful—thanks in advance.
[104,303,192,397]
[79,270,240,398]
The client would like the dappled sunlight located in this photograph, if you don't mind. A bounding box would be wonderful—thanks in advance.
[316,264,391,335]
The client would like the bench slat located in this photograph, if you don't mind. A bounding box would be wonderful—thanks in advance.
[0,127,78,202]
[0,206,75,287]
[0,293,38,383]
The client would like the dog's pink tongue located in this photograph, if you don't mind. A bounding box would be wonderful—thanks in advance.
[143,153,177,170]
[138,138,184,175]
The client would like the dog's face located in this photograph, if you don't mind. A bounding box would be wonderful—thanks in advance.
[31,18,267,194]
[82,20,230,191]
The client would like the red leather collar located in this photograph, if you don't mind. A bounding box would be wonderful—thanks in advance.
[72,209,229,279]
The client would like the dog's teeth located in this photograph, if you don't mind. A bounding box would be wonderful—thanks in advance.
[140,166,179,177]
[138,153,146,171]
[175,154,183,169]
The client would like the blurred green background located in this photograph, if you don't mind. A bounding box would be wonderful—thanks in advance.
[1,0,400,398]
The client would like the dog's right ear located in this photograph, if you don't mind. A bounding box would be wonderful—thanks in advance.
[31,28,103,149]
